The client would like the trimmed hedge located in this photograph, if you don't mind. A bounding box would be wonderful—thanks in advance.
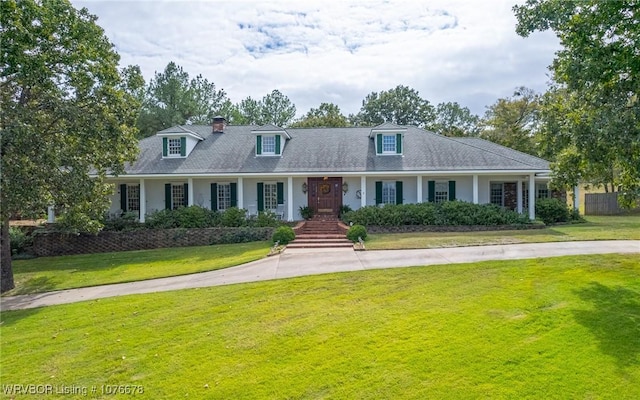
[272,226,296,245]
[346,225,367,242]
[535,198,582,225]
[341,201,531,227]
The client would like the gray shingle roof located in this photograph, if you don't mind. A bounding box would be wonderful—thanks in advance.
[124,124,550,175]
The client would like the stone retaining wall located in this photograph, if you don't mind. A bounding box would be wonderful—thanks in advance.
[32,227,274,257]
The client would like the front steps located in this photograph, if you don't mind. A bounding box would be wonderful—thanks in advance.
[288,218,352,249]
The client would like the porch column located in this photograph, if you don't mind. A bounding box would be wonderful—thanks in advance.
[472,174,479,204]
[516,180,523,214]
[287,176,293,221]
[187,177,194,206]
[416,176,423,203]
[360,176,367,208]
[237,177,244,209]
[47,205,55,223]
[528,174,535,220]
[573,185,580,211]
[139,179,146,223]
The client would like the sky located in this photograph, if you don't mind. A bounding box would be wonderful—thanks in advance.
[72,0,561,119]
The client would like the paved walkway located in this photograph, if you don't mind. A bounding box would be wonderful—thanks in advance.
[1,240,638,311]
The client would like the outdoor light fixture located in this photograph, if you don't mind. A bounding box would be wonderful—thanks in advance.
[342,182,349,194]
[302,182,308,194]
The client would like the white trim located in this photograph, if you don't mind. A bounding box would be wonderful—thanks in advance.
[360,176,367,208]
[187,177,194,206]
[287,176,293,222]
[139,179,146,222]
[237,177,244,209]
[528,173,535,220]
[472,174,478,204]
[416,176,423,203]
[517,180,523,214]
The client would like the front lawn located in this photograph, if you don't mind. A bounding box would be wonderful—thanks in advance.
[1,254,638,399]
[366,214,640,249]
[4,242,271,295]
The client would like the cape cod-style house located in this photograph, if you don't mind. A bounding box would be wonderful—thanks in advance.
[105,117,552,222]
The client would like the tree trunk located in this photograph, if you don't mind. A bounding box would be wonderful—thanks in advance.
[1,219,15,293]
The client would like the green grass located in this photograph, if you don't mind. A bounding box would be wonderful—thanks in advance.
[1,254,639,399]
[366,214,640,250]
[5,242,271,295]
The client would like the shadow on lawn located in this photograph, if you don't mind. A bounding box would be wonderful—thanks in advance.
[573,282,640,368]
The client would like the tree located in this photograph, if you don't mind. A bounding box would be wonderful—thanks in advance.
[137,62,229,137]
[259,89,296,127]
[355,85,435,128]
[0,0,141,292]
[431,102,481,137]
[480,87,540,155]
[514,0,640,205]
[290,102,349,128]
[235,96,263,125]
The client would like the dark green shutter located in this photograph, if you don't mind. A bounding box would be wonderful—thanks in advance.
[428,181,435,202]
[396,134,402,154]
[277,182,284,204]
[275,135,281,155]
[162,137,168,157]
[120,184,127,212]
[375,181,382,204]
[211,183,218,210]
[165,183,171,209]
[257,183,264,211]
[449,181,456,201]
[396,181,403,204]
[184,183,189,206]
[256,135,262,155]
[180,137,186,157]
[230,183,237,207]
[376,134,382,154]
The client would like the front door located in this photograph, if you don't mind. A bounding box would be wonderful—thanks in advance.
[307,177,342,216]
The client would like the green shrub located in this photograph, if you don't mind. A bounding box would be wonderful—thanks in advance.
[299,206,314,220]
[254,211,280,227]
[9,226,32,256]
[272,226,295,245]
[103,211,143,231]
[535,198,572,224]
[339,205,353,218]
[145,209,179,229]
[346,224,367,242]
[220,207,247,227]
[216,228,270,244]
[175,206,218,228]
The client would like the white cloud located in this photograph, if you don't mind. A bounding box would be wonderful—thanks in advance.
[73,0,560,118]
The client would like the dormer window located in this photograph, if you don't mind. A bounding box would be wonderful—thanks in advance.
[159,126,203,159]
[261,135,277,155]
[168,138,182,156]
[162,136,186,158]
[253,124,290,157]
[370,123,406,156]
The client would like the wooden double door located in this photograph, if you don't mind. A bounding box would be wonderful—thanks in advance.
[307,177,342,216]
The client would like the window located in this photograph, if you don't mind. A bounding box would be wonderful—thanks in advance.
[127,185,140,211]
[490,183,504,206]
[262,136,276,155]
[217,184,231,211]
[381,182,396,205]
[434,182,449,203]
[168,138,181,156]
[536,183,549,199]
[264,183,278,210]
[382,135,396,153]
[172,184,185,209]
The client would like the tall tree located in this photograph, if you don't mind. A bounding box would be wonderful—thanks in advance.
[432,102,481,137]
[260,89,296,127]
[137,62,228,137]
[514,0,640,204]
[0,0,141,292]
[480,87,540,155]
[356,85,435,128]
[235,96,263,125]
[290,102,349,128]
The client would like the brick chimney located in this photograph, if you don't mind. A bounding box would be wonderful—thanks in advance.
[212,116,226,133]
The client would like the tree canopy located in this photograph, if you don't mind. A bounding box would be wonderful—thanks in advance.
[290,102,349,128]
[0,0,141,291]
[432,102,481,137]
[514,0,640,202]
[355,85,436,128]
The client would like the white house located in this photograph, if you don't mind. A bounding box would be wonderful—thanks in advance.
[106,117,552,222]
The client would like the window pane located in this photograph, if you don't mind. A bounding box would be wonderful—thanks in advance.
[168,138,181,155]
[262,136,276,154]
[127,185,140,211]
[217,184,231,210]
[264,183,277,210]
[434,182,449,203]
[536,183,549,199]
[382,135,396,153]
[490,183,503,206]
[382,182,396,204]
[172,184,184,209]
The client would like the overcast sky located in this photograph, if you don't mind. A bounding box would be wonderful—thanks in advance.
[72,0,561,119]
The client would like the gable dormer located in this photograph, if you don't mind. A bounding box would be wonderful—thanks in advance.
[252,124,291,157]
[158,126,204,158]
[370,123,406,156]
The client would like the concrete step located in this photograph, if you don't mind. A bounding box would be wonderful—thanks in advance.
[287,242,354,249]
[292,238,351,243]
[295,234,347,239]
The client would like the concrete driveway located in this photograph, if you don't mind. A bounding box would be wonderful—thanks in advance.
[1,240,638,311]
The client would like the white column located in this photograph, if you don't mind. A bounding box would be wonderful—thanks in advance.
[516,180,523,214]
[47,205,55,223]
[360,176,367,208]
[139,179,146,223]
[573,185,580,211]
[472,174,479,204]
[287,176,293,221]
[187,177,194,206]
[416,176,423,203]
[528,174,535,220]
[237,177,244,209]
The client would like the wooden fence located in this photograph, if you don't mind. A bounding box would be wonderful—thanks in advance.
[584,192,622,215]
